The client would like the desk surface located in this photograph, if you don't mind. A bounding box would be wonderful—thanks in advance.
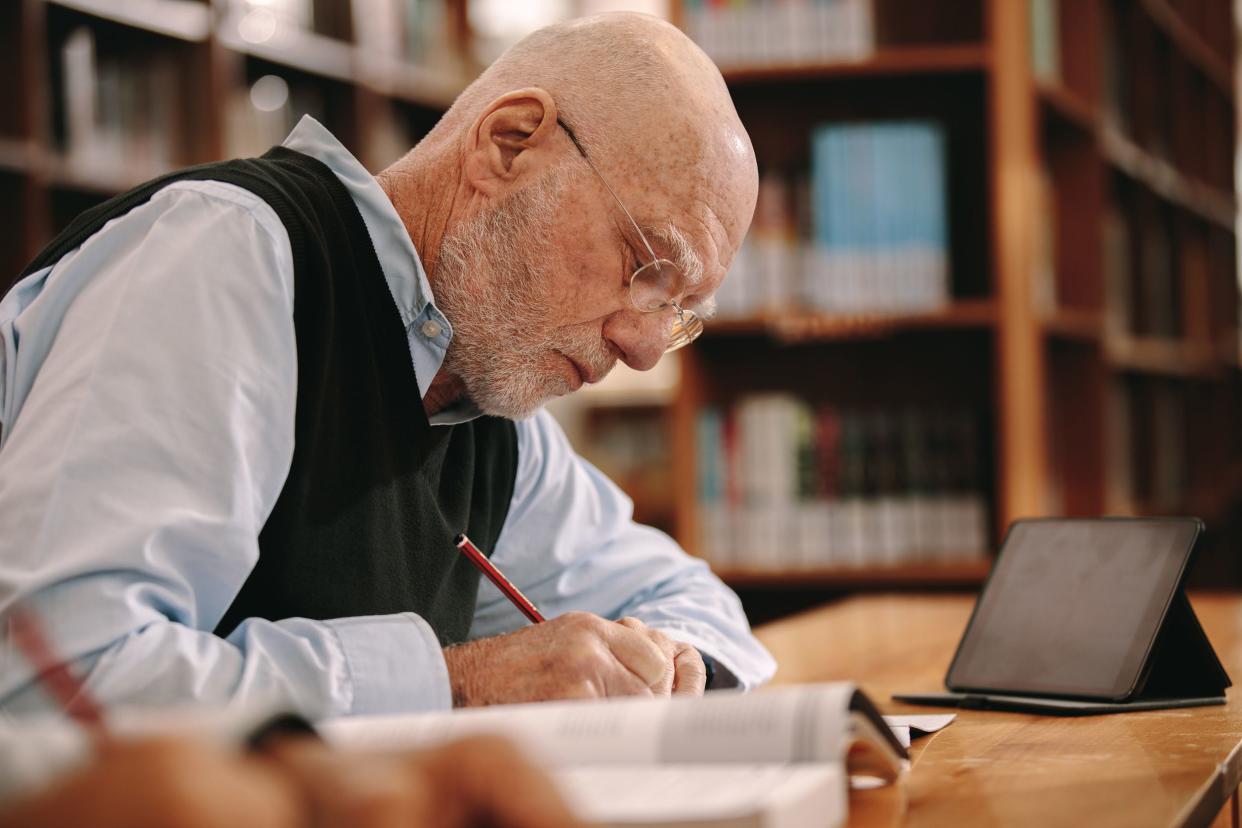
[756,593,1242,828]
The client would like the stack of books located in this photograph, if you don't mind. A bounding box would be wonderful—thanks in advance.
[697,396,990,569]
[681,0,873,68]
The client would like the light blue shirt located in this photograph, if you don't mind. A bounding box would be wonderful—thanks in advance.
[0,117,774,719]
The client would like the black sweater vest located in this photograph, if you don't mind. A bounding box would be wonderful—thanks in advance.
[20,148,518,646]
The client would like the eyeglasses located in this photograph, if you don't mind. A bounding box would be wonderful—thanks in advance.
[557,118,703,352]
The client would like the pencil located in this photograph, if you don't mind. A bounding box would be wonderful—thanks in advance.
[8,603,106,730]
[454,534,546,624]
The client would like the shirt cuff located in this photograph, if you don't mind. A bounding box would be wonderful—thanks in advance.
[647,623,776,691]
[325,613,451,714]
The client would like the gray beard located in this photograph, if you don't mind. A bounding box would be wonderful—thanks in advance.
[432,170,569,420]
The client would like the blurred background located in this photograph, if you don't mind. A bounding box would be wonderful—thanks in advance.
[0,0,1238,623]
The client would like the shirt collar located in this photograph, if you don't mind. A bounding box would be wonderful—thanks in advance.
[280,116,477,426]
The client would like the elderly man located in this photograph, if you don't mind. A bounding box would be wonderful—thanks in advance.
[0,13,773,717]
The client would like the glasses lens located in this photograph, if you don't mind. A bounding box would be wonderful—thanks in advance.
[630,259,682,313]
[666,309,703,352]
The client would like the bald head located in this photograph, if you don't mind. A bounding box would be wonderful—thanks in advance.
[405,13,757,268]
[379,13,757,417]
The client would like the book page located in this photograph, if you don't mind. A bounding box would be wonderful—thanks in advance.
[321,683,858,768]
[553,763,846,827]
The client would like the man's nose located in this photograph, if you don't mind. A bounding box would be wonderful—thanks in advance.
[602,309,669,372]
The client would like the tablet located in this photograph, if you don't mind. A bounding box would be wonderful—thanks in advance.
[943,517,1202,701]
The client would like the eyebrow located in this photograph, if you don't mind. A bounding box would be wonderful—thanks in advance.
[641,223,705,288]
[640,222,718,318]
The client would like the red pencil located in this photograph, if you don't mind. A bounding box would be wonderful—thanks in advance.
[454,534,546,624]
[8,603,106,731]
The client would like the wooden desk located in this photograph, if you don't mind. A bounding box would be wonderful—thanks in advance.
[756,593,1242,828]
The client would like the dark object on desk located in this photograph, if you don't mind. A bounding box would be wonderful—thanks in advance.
[894,517,1231,715]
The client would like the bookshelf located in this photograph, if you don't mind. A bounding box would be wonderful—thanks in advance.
[0,0,476,293]
[667,0,1242,604]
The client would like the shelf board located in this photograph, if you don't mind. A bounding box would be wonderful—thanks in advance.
[1100,125,1237,230]
[1137,0,1233,96]
[0,138,43,176]
[46,0,212,42]
[1106,335,1222,379]
[356,56,472,111]
[708,299,996,343]
[1035,82,1098,134]
[46,155,175,194]
[1041,307,1104,343]
[715,559,992,588]
[719,44,989,84]
[219,19,357,84]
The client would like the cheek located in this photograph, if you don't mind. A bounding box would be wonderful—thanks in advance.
[541,222,626,321]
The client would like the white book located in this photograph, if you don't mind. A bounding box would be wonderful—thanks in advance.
[61,27,98,167]
[321,683,907,828]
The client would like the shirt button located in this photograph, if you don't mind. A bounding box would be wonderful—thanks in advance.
[420,320,442,339]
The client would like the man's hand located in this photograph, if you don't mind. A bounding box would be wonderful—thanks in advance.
[266,734,583,828]
[444,611,704,706]
[616,616,707,696]
[0,734,584,828]
[0,736,301,828]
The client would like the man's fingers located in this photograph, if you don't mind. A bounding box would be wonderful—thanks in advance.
[603,619,671,691]
[672,645,707,695]
[419,736,585,828]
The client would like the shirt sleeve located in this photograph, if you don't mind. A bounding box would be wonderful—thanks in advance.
[468,410,776,689]
[0,182,450,718]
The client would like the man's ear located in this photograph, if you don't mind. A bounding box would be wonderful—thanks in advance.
[464,88,560,199]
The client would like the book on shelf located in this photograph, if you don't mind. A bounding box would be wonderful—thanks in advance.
[1135,202,1179,338]
[1032,164,1057,314]
[59,26,182,175]
[1102,1,1132,135]
[1028,0,1060,82]
[682,0,873,69]
[699,397,989,570]
[1149,382,1188,511]
[1105,379,1136,513]
[808,121,950,315]
[226,75,325,159]
[352,0,406,59]
[321,682,907,828]
[229,0,312,42]
[1102,198,1134,338]
[718,121,951,319]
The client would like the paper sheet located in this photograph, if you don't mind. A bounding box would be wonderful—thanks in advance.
[882,714,956,749]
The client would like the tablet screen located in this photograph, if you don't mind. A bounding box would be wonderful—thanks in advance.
[946,518,1202,700]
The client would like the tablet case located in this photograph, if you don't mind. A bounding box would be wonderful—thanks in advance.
[894,523,1231,716]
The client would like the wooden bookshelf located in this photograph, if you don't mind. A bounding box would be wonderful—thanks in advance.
[1106,335,1224,379]
[47,0,212,42]
[707,299,997,342]
[1036,81,1098,134]
[668,0,1242,597]
[716,560,992,589]
[718,44,990,84]
[0,0,478,299]
[1041,307,1104,342]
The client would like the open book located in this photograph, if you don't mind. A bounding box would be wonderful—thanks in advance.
[320,683,907,828]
